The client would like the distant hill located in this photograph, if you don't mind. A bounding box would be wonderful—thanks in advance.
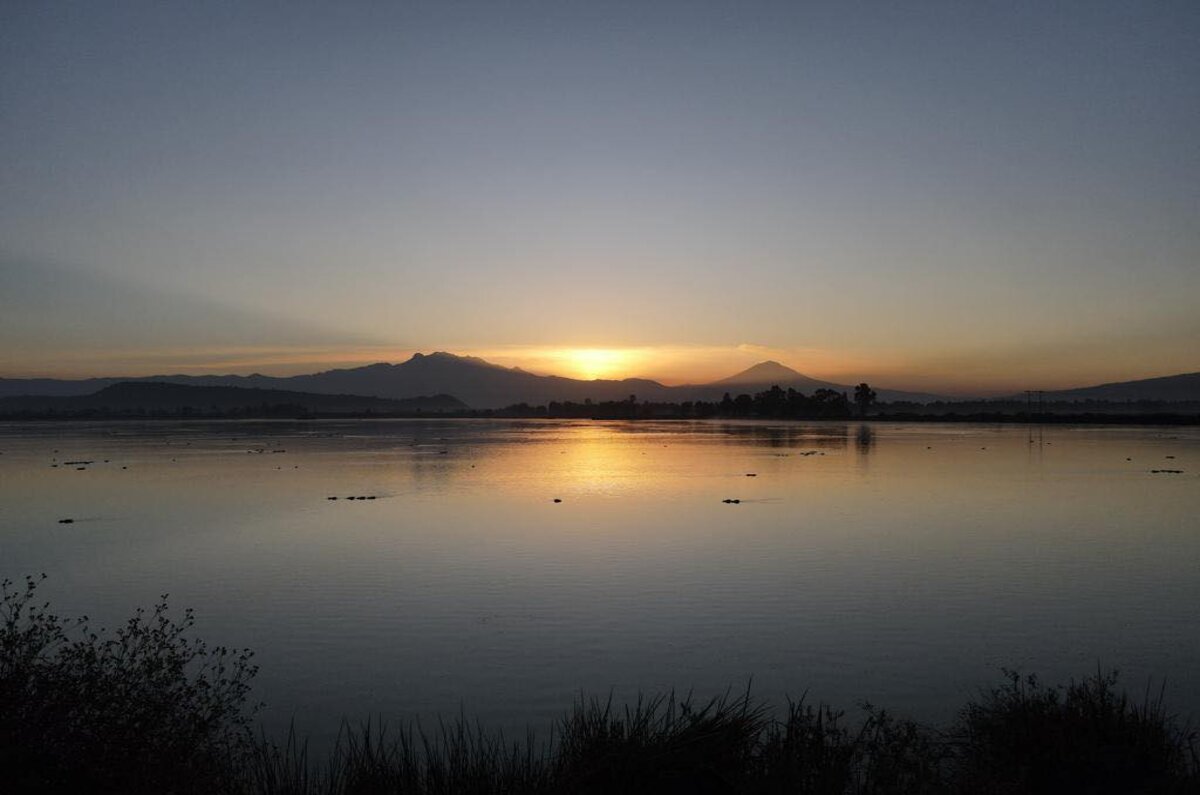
[9,353,1193,410]
[0,381,466,417]
[1028,372,1200,403]
[697,361,947,404]
[0,353,679,409]
[0,353,943,408]
[711,361,843,390]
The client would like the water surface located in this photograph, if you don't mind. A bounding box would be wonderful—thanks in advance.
[1,419,1196,745]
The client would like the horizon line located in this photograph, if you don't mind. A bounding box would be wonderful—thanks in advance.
[1,349,1195,398]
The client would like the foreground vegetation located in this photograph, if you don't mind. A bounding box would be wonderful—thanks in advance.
[3,577,1197,794]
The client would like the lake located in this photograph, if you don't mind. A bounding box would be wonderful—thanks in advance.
[1,419,1197,747]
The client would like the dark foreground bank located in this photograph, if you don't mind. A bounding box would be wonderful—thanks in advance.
[2,577,1197,794]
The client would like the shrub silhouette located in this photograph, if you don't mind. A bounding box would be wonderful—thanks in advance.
[0,575,259,793]
[952,669,1199,794]
[3,578,1197,794]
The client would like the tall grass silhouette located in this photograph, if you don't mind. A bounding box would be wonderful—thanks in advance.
[2,577,1196,794]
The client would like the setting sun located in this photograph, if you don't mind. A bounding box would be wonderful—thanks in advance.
[560,348,633,381]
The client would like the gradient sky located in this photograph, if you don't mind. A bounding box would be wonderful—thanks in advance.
[2,1,1197,393]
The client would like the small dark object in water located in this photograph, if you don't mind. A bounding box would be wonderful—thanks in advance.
[366,496,376,500]
[58,518,74,524]
[745,473,757,477]
[328,496,338,500]
[76,467,86,471]
[355,496,367,500]
[1166,455,1176,459]
[121,466,127,470]
[1151,469,1184,474]
[1126,458,1132,461]
[50,464,58,468]
[723,498,741,504]
[553,498,562,503]
[272,450,286,453]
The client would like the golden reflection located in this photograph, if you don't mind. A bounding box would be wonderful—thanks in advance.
[538,424,643,496]
[475,422,652,499]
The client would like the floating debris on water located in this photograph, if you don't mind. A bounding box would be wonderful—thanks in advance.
[58,518,74,524]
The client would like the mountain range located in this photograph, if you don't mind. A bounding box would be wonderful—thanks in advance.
[0,353,942,408]
[1009,372,1200,403]
[0,353,1196,409]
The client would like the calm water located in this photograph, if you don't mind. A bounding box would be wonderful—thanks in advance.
[1,419,1197,745]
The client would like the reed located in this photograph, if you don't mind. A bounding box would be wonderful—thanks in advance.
[2,577,1196,793]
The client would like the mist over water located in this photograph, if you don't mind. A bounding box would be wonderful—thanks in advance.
[1,419,1197,749]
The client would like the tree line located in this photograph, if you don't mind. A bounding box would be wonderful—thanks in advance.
[492,384,878,420]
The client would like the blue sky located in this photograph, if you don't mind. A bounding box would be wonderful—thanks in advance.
[2,1,1197,391]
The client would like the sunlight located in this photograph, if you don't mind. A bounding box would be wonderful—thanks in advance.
[560,348,632,381]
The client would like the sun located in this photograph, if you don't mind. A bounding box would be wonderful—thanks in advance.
[563,348,630,381]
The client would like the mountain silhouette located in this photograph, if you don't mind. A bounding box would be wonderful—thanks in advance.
[698,360,942,403]
[714,361,837,389]
[0,353,675,408]
[3,353,1196,409]
[1012,372,1200,403]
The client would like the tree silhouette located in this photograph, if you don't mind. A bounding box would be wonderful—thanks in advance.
[854,383,877,417]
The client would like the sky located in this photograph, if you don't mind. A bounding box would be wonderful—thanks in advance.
[2,1,1197,394]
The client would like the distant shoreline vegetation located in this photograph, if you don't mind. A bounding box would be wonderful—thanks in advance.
[1,380,1198,424]
[2,576,1197,794]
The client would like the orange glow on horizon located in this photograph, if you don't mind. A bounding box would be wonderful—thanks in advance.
[3,341,1187,397]
[553,348,636,381]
